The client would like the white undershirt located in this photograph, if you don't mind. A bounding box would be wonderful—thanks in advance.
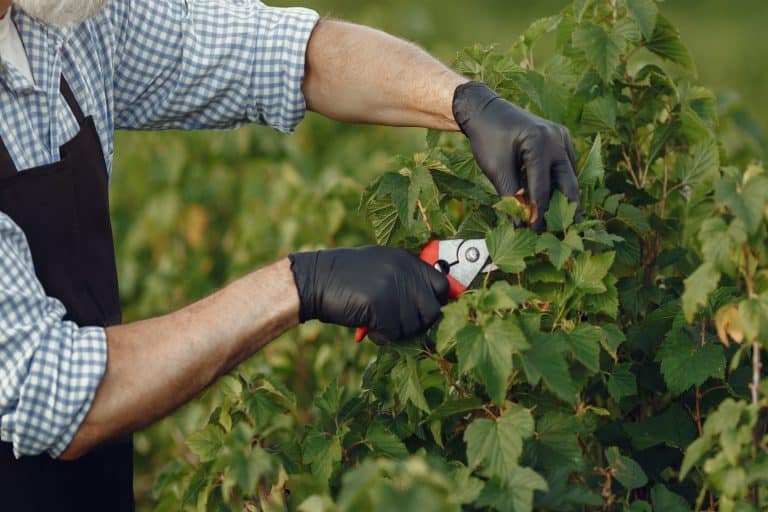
[0,11,34,83]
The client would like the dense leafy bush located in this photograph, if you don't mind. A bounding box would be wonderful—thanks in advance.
[131,1,767,510]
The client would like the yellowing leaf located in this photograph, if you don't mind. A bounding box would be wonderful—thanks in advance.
[715,304,744,346]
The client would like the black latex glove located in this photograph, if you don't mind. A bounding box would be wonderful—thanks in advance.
[453,81,580,232]
[288,247,450,343]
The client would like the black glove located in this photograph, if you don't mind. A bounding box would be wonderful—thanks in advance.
[453,81,580,232]
[289,246,450,343]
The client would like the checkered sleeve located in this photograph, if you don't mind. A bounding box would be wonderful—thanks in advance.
[0,213,108,459]
[110,0,319,132]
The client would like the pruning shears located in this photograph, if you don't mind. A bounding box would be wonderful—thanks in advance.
[354,238,497,342]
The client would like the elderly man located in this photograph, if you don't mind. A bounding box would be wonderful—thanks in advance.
[0,0,579,509]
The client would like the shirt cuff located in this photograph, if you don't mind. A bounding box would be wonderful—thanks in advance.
[47,326,108,458]
[0,325,108,459]
[249,6,319,133]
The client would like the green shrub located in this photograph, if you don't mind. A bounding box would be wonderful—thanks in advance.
[143,1,767,510]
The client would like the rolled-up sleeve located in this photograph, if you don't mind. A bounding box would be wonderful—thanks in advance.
[110,0,319,132]
[0,214,107,459]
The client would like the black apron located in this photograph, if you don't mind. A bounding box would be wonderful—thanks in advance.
[0,77,133,511]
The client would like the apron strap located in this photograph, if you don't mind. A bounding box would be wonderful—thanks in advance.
[0,75,87,179]
[59,75,87,125]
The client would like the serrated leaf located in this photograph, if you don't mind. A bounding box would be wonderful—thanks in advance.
[536,232,570,270]
[366,422,408,459]
[314,377,342,418]
[607,363,637,401]
[617,203,650,234]
[623,404,697,450]
[436,300,470,355]
[646,15,695,73]
[476,469,548,512]
[682,263,721,321]
[572,24,624,82]
[571,251,615,294]
[464,405,534,480]
[566,323,601,373]
[600,324,626,360]
[303,430,342,483]
[545,190,578,232]
[605,447,648,490]
[487,225,538,273]
[456,320,517,404]
[579,134,604,187]
[581,96,617,133]
[627,0,658,41]
[520,332,577,404]
[656,329,726,395]
[187,425,226,462]
[392,356,431,412]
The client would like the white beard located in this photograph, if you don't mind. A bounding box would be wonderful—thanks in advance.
[15,0,109,27]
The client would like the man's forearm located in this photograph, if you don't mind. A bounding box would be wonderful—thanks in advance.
[59,259,299,460]
[302,20,468,130]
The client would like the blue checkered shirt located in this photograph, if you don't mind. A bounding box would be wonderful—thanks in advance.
[0,0,318,458]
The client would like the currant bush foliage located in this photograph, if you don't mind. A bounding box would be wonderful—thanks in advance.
[151,1,767,510]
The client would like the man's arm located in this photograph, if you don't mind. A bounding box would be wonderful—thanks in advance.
[301,20,580,230]
[60,259,299,460]
[60,246,448,460]
[302,20,467,130]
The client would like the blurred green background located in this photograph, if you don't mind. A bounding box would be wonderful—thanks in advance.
[113,1,767,509]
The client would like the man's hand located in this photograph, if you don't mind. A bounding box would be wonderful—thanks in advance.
[453,81,580,232]
[289,247,449,343]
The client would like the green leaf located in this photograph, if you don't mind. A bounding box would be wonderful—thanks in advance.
[626,0,659,41]
[436,300,470,355]
[426,397,483,423]
[571,251,615,294]
[581,96,617,133]
[607,363,637,401]
[682,263,721,321]
[393,356,431,412]
[646,15,695,73]
[578,134,604,187]
[739,298,768,342]
[623,404,697,450]
[314,377,342,418]
[464,405,534,480]
[656,329,726,395]
[456,320,516,404]
[566,323,602,373]
[605,447,648,489]
[600,324,626,360]
[303,430,342,483]
[715,173,768,235]
[520,332,577,404]
[487,225,538,273]
[651,484,691,512]
[680,436,713,479]
[476,468,548,512]
[536,232,572,270]
[187,425,225,462]
[572,23,624,82]
[544,190,578,232]
[366,422,409,459]
[617,203,651,234]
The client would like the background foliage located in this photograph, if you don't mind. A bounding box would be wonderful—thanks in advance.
[110,1,768,510]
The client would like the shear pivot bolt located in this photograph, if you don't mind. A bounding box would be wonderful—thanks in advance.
[465,247,480,263]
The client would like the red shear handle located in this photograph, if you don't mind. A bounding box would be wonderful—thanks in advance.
[355,241,465,343]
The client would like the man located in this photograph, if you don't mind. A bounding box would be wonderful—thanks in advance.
[0,0,579,510]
